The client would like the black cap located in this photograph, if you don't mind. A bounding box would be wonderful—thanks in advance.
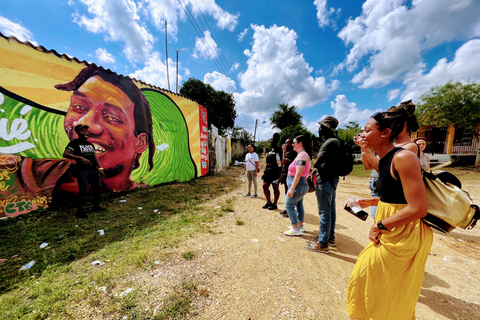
[74,124,89,133]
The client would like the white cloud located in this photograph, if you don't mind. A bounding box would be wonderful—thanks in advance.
[193,30,218,60]
[328,95,380,128]
[236,24,339,119]
[0,16,37,45]
[238,28,248,41]
[74,0,154,62]
[387,88,400,101]
[401,39,480,102]
[188,0,239,31]
[204,71,236,93]
[314,0,339,28]
[338,0,480,88]
[143,0,239,41]
[143,0,182,41]
[231,63,239,71]
[95,48,116,64]
[129,51,180,90]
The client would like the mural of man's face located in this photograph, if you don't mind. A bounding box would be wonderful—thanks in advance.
[64,75,148,191]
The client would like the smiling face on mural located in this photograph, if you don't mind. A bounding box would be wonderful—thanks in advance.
[64,75,148,191]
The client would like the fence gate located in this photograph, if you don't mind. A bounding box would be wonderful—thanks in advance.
[418,126,447,155]
[452,128,479,155]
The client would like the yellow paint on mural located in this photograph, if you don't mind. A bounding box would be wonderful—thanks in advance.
[0,35,204,177]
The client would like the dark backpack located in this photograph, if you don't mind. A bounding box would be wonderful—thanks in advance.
[336,138,354,176]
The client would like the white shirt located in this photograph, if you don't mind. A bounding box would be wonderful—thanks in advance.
[245,152,259,171]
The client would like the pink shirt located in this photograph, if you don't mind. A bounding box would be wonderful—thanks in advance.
[288,151,311,177]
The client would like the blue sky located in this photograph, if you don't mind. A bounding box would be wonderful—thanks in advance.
[1,0,480,140]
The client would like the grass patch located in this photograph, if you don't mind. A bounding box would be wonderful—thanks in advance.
[182,251,195,260]
[155,280,198,319]
[349,163,375,178]
[0,166,241,319]
[221,205,234,212]
[236,220,244,226]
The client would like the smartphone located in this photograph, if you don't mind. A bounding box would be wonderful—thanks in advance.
[344,197,369,221]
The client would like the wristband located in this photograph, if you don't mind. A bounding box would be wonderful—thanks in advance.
[98,167,104,171]
[361,152,365,155]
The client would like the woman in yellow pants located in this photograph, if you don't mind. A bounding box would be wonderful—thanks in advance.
[347,110,433,320]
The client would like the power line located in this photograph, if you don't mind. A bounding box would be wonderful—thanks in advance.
[176,0,247,110]
[192,0,239,88]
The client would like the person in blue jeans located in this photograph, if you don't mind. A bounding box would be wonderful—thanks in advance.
[283,135,311,236]
[307,116,341,254]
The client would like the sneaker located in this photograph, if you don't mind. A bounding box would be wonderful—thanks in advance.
[328,239,337,247]
[280,210,289,218]
[244,192,251,197]
[306,242,330,254]
[251,194,257,198]
[92,206,106,212]
[284,228,303,236]
[299,225,306,232]
[268,203,278,210]
[262,202,272,209]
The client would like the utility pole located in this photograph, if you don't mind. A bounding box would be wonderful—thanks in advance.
[253,120,266,144]
[165,20,170,91]
[176,50,179,94]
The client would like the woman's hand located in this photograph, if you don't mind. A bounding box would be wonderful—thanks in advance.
[369,223,383,244]
[287,189,294,198]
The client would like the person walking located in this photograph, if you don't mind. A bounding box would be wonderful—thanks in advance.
[242,144,259,198]
[283,135,311,236]
[307,116,341,254]
[63,125,105,218]
[346,110,432,320]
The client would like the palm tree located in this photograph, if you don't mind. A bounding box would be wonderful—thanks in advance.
[269,103,302,130]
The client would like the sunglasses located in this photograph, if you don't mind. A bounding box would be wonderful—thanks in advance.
[371,112,391,128]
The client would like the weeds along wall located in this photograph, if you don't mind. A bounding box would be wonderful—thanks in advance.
[0,34,209,218]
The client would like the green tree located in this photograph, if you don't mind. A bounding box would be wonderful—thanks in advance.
[229,126,253,146]
[269,103,303,130]
[180,78,237,134]
[278,124,319,157]
[417,81,480,136]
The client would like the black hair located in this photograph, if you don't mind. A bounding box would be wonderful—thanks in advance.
[387,100,419,133]
[56,65,155,171]
[294,135,311,156]
[372,111,405,142]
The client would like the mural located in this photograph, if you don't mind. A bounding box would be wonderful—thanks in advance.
[0,33,208,217]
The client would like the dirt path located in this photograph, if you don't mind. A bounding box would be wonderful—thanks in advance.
[140,164,480,319]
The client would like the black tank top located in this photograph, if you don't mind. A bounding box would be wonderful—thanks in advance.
[377,147,407,204]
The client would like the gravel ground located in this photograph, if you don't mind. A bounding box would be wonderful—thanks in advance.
[134,164,480,320]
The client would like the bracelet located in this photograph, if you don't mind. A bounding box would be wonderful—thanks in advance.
[98,167,104,171]
[361,152,365,155]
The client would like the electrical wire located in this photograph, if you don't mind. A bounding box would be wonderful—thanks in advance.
[176,0,247,110]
